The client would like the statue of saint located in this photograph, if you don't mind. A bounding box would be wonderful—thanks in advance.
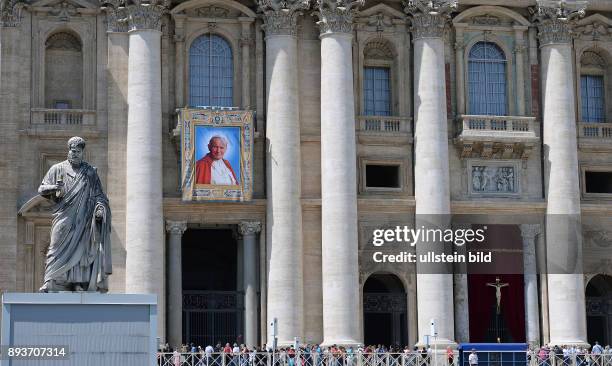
[38,136,112,292]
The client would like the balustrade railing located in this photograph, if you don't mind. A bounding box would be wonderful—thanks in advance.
[31,108,96,126]
[579,122,612,139]
[357,116,411,133]
[460,115,536,134]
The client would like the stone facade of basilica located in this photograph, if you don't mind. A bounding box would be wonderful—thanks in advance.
[1,0,612,351]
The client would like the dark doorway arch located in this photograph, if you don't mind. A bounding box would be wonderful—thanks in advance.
[363,273,407,347]
[586,274,612,346]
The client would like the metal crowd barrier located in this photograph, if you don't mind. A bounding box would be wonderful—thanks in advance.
[531,353,612,366]
[156,352,451,366]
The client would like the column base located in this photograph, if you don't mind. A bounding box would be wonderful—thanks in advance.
[414,338,457,349]
[547,340,590,347]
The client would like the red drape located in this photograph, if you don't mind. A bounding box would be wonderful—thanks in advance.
[468,274,526,342]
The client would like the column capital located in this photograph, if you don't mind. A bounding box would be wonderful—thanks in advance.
[258,0,309,37]
[0,0,26,28]
[520,224,541,241]
[166,220,188,235]
[533,0,587,46]
[403,0,457,40]
[102,0,169,32]
[238,221,262,236]
[313,0,364,36]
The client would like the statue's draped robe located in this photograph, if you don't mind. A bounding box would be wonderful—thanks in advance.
[38,161,112,291]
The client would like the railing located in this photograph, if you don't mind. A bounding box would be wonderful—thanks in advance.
[156,352,446,366]
[578,122,612,139]
[357,116,411,133]
[459,115,537,134]
[31,108,96,126]
[531,353,612,366]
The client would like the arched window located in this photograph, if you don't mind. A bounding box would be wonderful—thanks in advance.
[468,41,507,116]
[363,40,394,116]
[45,31,83,109]
[189,34,233,107]
[580,51,606,123]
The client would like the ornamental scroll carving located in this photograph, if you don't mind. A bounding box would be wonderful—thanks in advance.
[403,0,456,40]
[532,0,587,46]
[258,0,309,37]
[238,221,262,236]
[314,0,364,35]
[0,0,25,27]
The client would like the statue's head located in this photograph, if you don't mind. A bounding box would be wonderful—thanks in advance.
[67,136,86,166]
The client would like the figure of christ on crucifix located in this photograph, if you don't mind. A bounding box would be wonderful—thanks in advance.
[487,277,509,315]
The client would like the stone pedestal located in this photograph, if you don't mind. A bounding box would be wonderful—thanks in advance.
[1,293,157,366]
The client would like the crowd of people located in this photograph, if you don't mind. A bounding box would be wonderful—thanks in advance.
[530,342,612,364]
[158,341,612,366]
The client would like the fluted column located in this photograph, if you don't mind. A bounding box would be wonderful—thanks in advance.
[116,0,167,340]
[454,24,466,116]
[259,0,308,346]
[520,224,541,347]
[315,0,362,346]
[406,0,457,349]
[239,222,262,348]
[513,26,527,116]
[536,0,587,346]
[239,18,254,109]
[166,220,187,349]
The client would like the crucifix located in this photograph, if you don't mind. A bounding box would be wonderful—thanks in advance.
[486,277,509,314]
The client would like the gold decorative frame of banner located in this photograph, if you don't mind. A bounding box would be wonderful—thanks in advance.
[180,109,254,202]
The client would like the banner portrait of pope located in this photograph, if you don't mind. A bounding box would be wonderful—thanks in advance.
[195,128,241,185]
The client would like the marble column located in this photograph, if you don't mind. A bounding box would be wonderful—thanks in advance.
[239,222,262,348]
[536,1,587,346]
[105,7,129,293]
[520,224,541,347]
[259,0,308,346]
[123,1,166,340]
[166,220,187,349]
[315,0,363,346]
[405,0,457,349]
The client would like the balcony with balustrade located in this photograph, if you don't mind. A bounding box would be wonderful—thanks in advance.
[31,108,96,126]
[455,115,539,160]
[356,115,412,145]
[578,122,612,151]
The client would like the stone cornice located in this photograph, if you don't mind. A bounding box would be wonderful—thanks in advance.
[1,0,26,27]
[403,0,457,40]
[258,0,309,37]
[314,0,364,36]
[532,0,587,46]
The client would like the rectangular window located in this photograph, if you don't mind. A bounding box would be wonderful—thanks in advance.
[54,100,71,109]
[581,75,605,123]
[365,164,400,188]
[585,171,612,194]
[364,67,391,116]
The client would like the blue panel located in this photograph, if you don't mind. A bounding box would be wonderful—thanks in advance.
[581,75,605,122]
[364,67,391,116]
[189,34,233,108]
[468,42,507,116]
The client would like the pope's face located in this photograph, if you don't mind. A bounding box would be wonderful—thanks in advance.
[208,138,227,160]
